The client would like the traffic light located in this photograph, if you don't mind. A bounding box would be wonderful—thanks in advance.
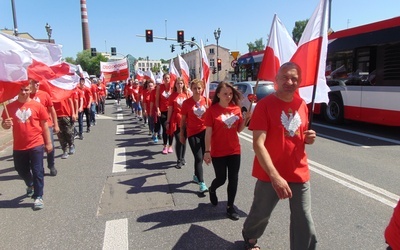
[91,48,97,57]
[190,37,195,48]
[111,47,116,56]
[177,30,184,43]
[171,45,175,53]
[146,29,153,42]
[217,58,222,71]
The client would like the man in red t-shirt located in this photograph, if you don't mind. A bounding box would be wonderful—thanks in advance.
[1,84,52,210]
[78,78,92,134]
[90,78,98,126]
[53,93,76,159]
[242,62,317,250]
[30,79,59,176]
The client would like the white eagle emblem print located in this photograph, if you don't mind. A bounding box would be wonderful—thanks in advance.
[221,113,239,128]
[16,108,32,123]
[193,105,206,118]
[280,109,301,137]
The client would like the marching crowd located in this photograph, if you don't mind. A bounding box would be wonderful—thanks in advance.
[1,62,399,250]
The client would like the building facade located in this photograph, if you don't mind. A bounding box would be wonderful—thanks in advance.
[178,44,240,82]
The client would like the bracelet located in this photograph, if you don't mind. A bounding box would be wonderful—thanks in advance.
[204,151,210,153]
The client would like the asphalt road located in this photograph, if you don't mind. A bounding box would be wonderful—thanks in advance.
[0,99,398,249]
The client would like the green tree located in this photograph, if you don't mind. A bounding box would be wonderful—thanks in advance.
[292,19,308,44]
[75,50,107,77]
[64,57,76,65]
[247,38,265,53]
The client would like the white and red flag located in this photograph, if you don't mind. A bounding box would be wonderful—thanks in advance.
[168,58,180,85]
[290,0,330,104]
[135,69,144,82]
[100,59,129,84]
[258,14,297,82]
[200,39,211,98]
[0,32,74,102]
[143,69,155,83]
[0,33,32,103]
[178,54,190,85]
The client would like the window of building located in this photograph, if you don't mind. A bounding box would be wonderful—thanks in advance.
[209,48,215,54]
[210,59,215,67]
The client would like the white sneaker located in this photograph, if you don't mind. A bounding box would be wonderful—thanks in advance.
[33,197,44,210]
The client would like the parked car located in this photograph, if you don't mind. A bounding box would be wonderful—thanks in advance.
[208,80,236,100]
[234,81,275,118]
[208,82,219,100]
[107,82,125,99]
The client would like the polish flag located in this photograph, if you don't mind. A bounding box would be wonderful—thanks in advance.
[178,54,190,85]
[258,14,297,81]
[0,32,72,102]
[100,59,130,84]
[34,63,80,102]
[0,33,32,103]
[169,58,180,85]
[290,0,330,104]
[143,69,155,83]
[1,32,70,81]
[135,69,144,81]
[200,39,211,98]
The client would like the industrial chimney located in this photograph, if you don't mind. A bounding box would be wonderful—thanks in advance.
[80,0,91,50]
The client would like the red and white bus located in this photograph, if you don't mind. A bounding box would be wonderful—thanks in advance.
[319,16,400,126]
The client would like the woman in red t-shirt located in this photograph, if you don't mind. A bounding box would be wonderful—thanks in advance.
[166,77,191,169]
[155,73,173,154]
[203,81,249,220]
[180,79,211,193]
[142,80,155,135]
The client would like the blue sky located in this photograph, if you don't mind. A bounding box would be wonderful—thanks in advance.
[1,0,399,61]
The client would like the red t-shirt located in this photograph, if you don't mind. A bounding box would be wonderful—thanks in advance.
[53,97,72,117]
[248,94,310,183]
[1,100,48,150]
[157,84,172,112]
[97,83,106,97]
[80,86,92,108]
[168,92,189,133]
[90,84,97,101]
[132,85,141,102]
[30,90,54,127]
[150,89,157,116]
[181,96,211,138]
[204,103,242,157]
[142,89,152,114]
[385,200,400,250]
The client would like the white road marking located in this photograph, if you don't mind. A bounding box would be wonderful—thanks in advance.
[318,133,371,148]
[117,114,123,120]
[112,148,126,173]
[314,123,400,145]
[239,131,399,208]
[116,125,124,135]
[103,218,128,250]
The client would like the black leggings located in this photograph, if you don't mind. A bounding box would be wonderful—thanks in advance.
[174,127,186,162]
[210,154,241,207]
[188,130,206,182]
[159,111,173,146]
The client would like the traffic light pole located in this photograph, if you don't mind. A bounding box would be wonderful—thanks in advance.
[136,34,204,80]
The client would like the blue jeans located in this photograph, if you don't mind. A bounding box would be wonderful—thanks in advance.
[90,102,96,123]
[47,127,55,169]
[13,145,45,198]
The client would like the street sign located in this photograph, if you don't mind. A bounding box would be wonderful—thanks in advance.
[231,60,238,68]
[231,51,239,60]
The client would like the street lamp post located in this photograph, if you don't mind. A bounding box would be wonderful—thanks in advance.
[45,23,52,43]
[214,27,221,81]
